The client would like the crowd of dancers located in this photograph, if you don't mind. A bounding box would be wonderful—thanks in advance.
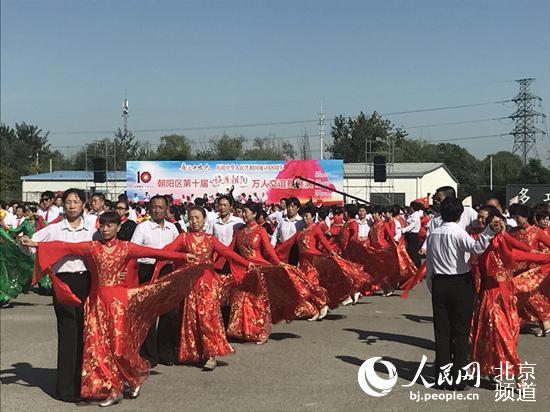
[1,185,549,405]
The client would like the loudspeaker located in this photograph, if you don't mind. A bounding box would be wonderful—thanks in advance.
[373,155,386,182]
[93,158,107,183]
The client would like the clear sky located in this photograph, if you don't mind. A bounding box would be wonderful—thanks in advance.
[2,0,549,162]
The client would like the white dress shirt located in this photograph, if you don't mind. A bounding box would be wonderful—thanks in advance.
[37,207,60,224]
[271,215,304,246]
[426,222,495,292]
[207,214,245,246]
[5,214,25,228]
[422,206,478,250]
[31,217,98,273]
[356,218,371,240]
[393,218,402,242]
[130,219,179,264]
[402,210,423,234]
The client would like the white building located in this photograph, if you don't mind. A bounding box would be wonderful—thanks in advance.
[20,171,126,202]
[344,162,458,205]
[21,163,457,205]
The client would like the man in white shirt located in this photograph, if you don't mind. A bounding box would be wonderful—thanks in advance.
[271,197,304,246]
[37,191,61,224]
[426,197,501,391]
[268,198,287,225]
[5,204,25,229]
[420,186,478,255]
[207,195,244,246]
[356,204,371,240]
[90,193,106,216]
[130,195,179,366]
[132,193,140,204]
[402,202,424,267]
[28,188,98,402]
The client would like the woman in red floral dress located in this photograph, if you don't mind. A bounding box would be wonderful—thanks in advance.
[470,206,550,383]
[509,204,550,337]
[227,202,315,344]
[24,212,203,407]
[163,206,254,371]
[278,205,377,310]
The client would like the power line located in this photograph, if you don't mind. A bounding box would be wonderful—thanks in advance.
[427,133,508,143]
[404,116,509,129]
[47,99,513,136]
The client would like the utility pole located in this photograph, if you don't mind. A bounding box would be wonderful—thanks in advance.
[318,99,325,160]
[509,78,546,165]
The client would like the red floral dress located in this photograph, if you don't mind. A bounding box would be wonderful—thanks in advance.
[34,239,203,400]
[164,232,251,363]
[509,224,550,324]
[470,233,550,377]
[227,223,313,342]
[278,224,377,306]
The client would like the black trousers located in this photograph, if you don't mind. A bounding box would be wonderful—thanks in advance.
[405,232,421,268]
[53,271,91,402]
[431,273,475,383]
[138,263,177,366]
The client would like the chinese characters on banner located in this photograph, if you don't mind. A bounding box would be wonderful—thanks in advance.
[507,184,550,206]
[126,160,344,205]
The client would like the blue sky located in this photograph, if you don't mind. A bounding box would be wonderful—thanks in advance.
[2,0,549,162]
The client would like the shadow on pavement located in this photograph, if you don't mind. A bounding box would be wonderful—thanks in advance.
[321,314,346,321]
[336,355,436,386]
[0,362,56,398]
[269,332,301,341]
[401,314,433,323]
[343,328,435,351]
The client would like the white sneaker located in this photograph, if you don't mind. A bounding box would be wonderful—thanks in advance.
[352,292,362,304]
[341,296,353,306]
[307,312,320,321]
[318,305,329,320]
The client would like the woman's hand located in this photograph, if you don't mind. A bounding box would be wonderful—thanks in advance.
[186,253,199,264]
[20,236,37,247]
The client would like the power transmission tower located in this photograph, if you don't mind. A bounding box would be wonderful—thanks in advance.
[509,78,546,165]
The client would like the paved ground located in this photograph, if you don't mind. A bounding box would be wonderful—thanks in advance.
[1,284,548,412]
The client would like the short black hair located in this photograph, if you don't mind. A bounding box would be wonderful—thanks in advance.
[511,204,531,219]
[62,188,86,204]
[436,186,456,199]
[188,205,206,218]
[410,201,424,212]
[99,211,121,226]
[357,204,368,212]
[217,194,234,206]
[41,190,55,200]
[300,205,317,218]
[534,208,550,222]
[91,192,106,202]
[344,204,358,218]
[149,195,170,207]
[440,197,464,222]
[243,201,263,218]
[286,197,301,208]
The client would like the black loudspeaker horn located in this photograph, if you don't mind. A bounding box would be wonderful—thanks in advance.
[373,155,386,182]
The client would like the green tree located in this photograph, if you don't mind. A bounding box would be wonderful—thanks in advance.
[243,138,295,160]
[113,128,142,170]
[518,158,550,184]
[328,111,407,162]
[206,134,245,160]
[154,134,193,160]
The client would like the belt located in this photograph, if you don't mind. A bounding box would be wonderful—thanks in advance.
[434,272,471,278]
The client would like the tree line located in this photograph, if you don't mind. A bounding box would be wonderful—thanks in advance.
[1,112,549,202]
